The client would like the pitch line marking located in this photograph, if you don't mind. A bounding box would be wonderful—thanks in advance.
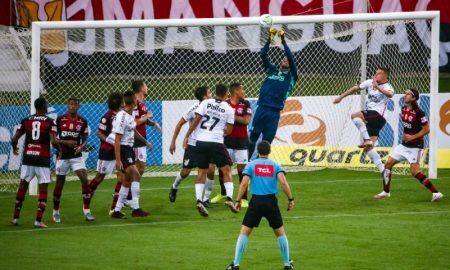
[1,210,449,234]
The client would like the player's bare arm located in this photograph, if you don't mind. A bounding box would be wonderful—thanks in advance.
[147,119,162,133]
[234,115,250,125]
[277,172,295,211]
[333,84,360,104]
[74,134,87,155]
[114,133,123,171]
[223,123,234,136]
[234,174,251,211]
[50,133,62,157]
[372,77,394,98]
[404,123,430,142]
[97,130,107,142]
[183,114,202,149]
[134,128,153,150]
[11,131,23,155]
[170,118,187,154]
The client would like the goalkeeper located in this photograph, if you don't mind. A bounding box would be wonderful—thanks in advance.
[248,28,298,160]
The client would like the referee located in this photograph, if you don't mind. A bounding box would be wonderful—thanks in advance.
[227,140,295,270]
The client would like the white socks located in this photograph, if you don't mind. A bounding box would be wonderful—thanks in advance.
[115,186,130,212]
[367,149,385,173]
[131,181,140,210]
[224,182,234,199]
[195,183,205,201]
[203,178,214,201]
[352,117,370,140]
[172,172,185,189]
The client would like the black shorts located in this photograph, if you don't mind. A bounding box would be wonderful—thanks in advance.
[195,141,232,169]
[183,144,198,169]
[120,145,135,170]
[242,194,283,229]
[362,110,386,137]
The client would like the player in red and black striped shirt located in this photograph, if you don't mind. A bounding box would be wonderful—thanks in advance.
[132,80,161,176]
[11,97,60,228]
[374,88,443,202]
[52,97,94,223]
[87,92,124,212]
[211,83,252,207]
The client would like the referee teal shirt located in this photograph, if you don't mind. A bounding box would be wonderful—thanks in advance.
[243,158,285,195]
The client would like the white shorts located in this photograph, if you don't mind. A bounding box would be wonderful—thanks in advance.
[390,144,424,164]
[20,165,51,184]
[97,159,115,175]
[227,149,248,164]
[56,157,86,175]
[134,146,147,162]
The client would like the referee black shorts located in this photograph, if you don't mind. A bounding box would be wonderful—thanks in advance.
[242,194,283,229]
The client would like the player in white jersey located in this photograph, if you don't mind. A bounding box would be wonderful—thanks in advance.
[109,91,152,219]
[168,87,216,204]
[183,85,238,217]
[334,67,394,174]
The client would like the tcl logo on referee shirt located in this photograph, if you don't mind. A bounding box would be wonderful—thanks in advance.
[255,165,274,177]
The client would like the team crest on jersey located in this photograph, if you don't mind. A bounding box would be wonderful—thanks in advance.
[76,125,82,131]
[408,116,413,122]
[237,108,243,114]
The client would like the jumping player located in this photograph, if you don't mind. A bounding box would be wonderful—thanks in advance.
[248,28,298,160]
[334,67,394,174]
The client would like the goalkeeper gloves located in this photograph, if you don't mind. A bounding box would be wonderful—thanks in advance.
[278,29,286,42]
[269,27,277,43]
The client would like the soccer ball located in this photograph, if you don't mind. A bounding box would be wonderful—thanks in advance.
[259,14,273,28]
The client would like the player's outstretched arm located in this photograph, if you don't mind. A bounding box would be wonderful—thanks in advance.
[261,28,277,72]
[170,118,187,154]
[333,84,360,104]
[279,30,299,82]
[147,119,162,134]
[277,172,295,211]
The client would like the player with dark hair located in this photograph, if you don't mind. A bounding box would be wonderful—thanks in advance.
[211,83,252,207]
[183,84,238,217]
[52,96,94,223]
[373,88,444,201]
[87,92,124,211]
[334,67,394,175]
[110,90,152,218]
[10,97,60,228]
[168,86,216,204]
[248,28,298,160]
[132,80,161,176]
[227,140,295,270]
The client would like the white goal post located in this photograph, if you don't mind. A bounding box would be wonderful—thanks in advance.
[22,11,441,194]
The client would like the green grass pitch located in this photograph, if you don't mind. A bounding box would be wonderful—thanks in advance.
[0,169,449,270]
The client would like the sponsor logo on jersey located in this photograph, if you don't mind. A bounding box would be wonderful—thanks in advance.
[207,103,226,113]
[61,130,80,137]
[268,74,285,81]
[254,164,274,177]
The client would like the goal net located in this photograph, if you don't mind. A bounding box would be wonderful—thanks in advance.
[0,12,439,192]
